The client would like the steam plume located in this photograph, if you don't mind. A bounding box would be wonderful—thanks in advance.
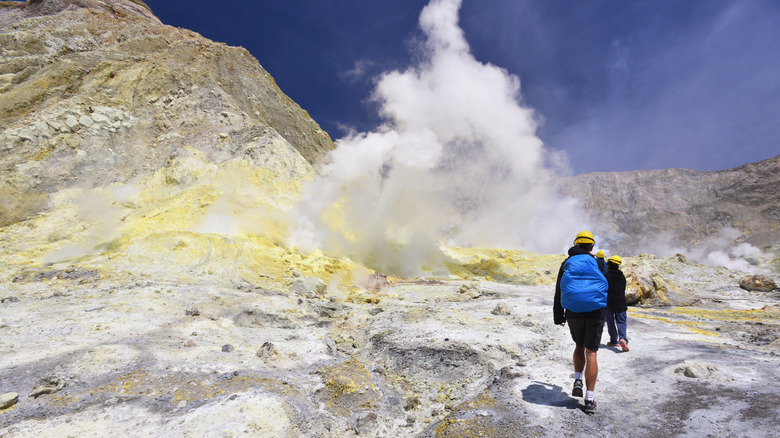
[291,0,586,274]
[643,228,772,274]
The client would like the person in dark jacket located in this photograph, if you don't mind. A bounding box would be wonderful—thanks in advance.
[554,230,608,414]
[604,255,629,351]
[595,250,607,275]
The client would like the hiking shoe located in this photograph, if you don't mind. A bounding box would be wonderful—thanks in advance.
[572,379,583,397]
[584,399,597,414]
[619,339,630,352]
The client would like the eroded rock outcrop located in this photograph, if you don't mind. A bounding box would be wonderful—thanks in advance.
[559,155,780,258]
[1,0,334,226]
[739,274,777,292]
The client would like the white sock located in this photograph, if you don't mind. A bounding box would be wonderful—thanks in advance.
[585,390,595,401]
[574,372,582,380]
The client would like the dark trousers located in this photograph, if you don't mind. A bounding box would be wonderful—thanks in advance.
[605,310,627,344]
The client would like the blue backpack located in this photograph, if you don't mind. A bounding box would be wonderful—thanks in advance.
[561,254,608,312]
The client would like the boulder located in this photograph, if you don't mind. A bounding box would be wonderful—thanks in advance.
[739,275,777,292]
[674,360,718,379]
[622,255,695,306]
[290,277,327,297]
[491,302,512,316]
[0,392,18,409]
[257,342,278,360]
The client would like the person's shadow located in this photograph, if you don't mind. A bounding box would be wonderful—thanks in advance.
[520,381,580,409]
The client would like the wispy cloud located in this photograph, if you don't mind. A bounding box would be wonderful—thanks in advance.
[339,59,376,83]
[542,1,780,173]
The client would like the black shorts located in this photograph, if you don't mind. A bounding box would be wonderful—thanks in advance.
[566,309,606,351]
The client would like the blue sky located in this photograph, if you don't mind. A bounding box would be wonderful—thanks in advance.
[143,0,779,175]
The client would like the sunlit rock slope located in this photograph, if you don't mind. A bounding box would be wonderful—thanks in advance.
[0,0,334,227]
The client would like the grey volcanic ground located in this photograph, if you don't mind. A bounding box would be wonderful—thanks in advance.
[0,267,778,437]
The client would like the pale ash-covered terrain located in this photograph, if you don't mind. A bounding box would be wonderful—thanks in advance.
[0,258,778,437]
[1,1,779,437]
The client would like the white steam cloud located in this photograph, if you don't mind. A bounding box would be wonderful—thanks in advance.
[291,0,586,274]
[643,227,771,274]
[43,188,125,265]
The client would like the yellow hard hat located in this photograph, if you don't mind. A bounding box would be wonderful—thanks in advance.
[574,230,595,245]
[596,251,605,258]
[608,255,622,265]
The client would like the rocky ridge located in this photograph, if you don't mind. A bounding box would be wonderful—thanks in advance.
[1,0,334,226]
[559,154,780,261]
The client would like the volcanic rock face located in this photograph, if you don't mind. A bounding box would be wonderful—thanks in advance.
[0,0,334,226]
[559,155,780,256]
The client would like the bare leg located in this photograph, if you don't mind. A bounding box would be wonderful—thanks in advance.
[584,348,598,391]
[573,345,585,373]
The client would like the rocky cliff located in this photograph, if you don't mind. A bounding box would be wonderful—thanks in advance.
[0,0,334,227]
[559,154,780,257]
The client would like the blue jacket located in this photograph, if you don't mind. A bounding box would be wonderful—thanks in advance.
[596,257,607,275]
[554,246,608,323]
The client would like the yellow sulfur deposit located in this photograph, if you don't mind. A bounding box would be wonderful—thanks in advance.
[666,307,780,323]
[442,247,564,285]
[315,358,380,415]
[629,309,718,337]
[0,142,571,292]
[0,143,367,291]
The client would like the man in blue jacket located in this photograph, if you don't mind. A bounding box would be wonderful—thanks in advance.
[554,230,608,414]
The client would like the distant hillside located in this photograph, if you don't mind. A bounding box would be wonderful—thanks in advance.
[559,154,780,256]
[0,0,334,226]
